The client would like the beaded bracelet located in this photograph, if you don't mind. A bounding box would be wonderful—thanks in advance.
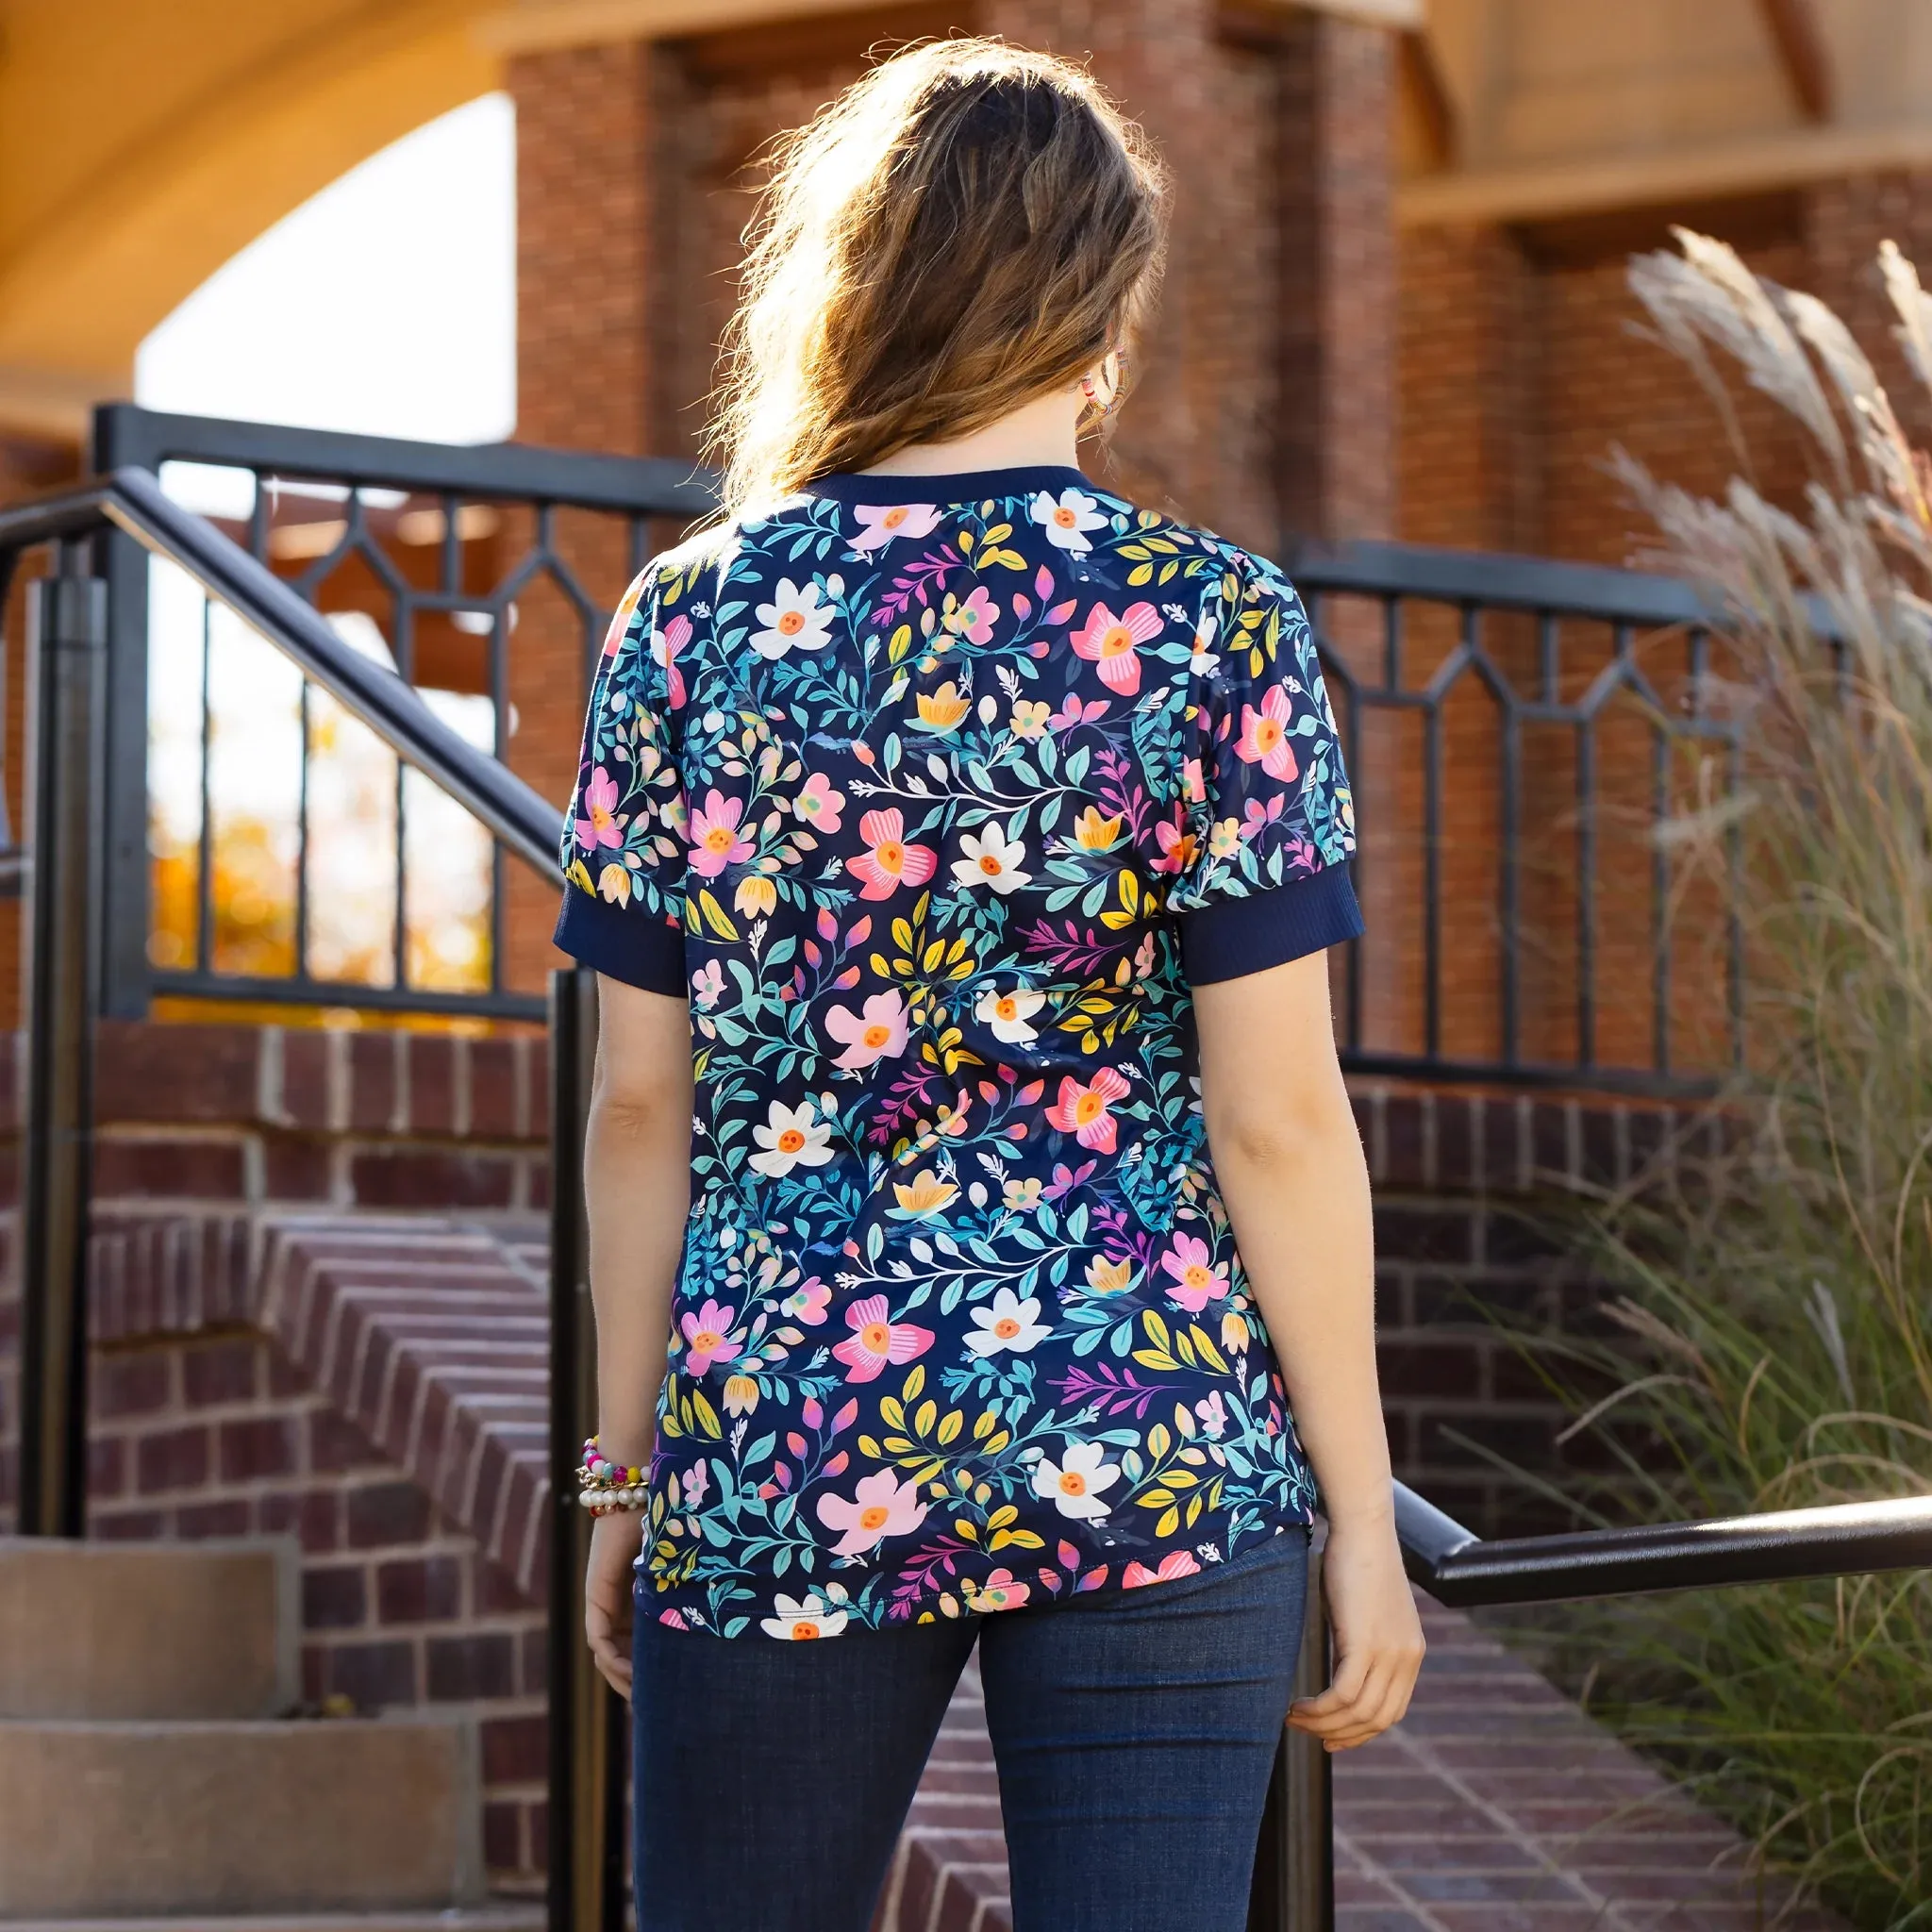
[576,1436,647,1516]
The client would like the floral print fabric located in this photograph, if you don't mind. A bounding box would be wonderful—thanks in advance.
[558,464,1359,1638]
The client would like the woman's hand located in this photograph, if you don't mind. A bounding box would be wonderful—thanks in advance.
[585,1509,646,1701]
[1288,1514,1425,1751]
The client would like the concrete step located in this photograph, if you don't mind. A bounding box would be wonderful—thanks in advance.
[0,1537,296,1721]
[0,1717,482,1918]
[1,1914,542,1932]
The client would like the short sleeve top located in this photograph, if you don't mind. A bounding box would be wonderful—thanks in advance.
[557,464,1359,1640]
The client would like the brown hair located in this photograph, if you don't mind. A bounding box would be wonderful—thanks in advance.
[706,37,1169,519]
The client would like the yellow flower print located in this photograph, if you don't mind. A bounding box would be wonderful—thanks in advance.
[598,863,631,905]
[566,858,596,895]
[723,1374,759,1417]
[915,681,972,733]
[1085,1255,1135,1294]
[1222,1308,1251,1355]
[1072,807,1123,852]
[1209,817,1241,858]
[891,1168,958,1219]
[1003,1176,1043,1212]
[734,874,778,919]
[1009,700,1051,740]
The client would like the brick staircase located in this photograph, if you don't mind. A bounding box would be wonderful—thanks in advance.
[0,1536,541,1929]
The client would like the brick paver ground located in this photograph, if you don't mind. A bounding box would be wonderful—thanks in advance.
[876,1598,1840,1932]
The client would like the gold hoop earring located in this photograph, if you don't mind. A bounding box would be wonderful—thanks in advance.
[1082,349,1125,419]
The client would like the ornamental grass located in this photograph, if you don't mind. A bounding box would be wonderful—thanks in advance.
[1486,231,1932,1928]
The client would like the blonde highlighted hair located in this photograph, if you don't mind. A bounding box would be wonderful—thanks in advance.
[707,37,1169,519]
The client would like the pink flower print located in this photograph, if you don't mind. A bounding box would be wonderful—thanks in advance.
[691,960,724,1010]
[845,808,939,902]
[1160,1233,1230,1313]
[1194,1391,1228,1440]
[966,1567,1032,1612]
[791,772,845,835]
[1183,756,1208,805]
[681,1461,710,1507]
[943,584,998,645]
[1071,600,1162,696]
[1045,1067,1130,1155]
[1152,809,1200,876]
[575,768,623,852]
[824,990,909,1071]
[658,1607,690,1629]
[649,613,691,708]
[782,1276,830,1325]
[601,569,649,656]
[849,503,941,555]
[688,791,752,878]
[814,1468,928,1557]
[1236,685,1301,781]
[678,1300,739,1375]
[1123,1550,1202,1590]
[830,1294,935,1384]
[1049,693,1110,730]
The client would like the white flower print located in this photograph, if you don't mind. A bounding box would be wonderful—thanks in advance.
[952,823,1031,895]
[758,1592,849,1640]
[1029,487,1108,554]
[974,985,1044,1043]
[750,578,835,659]
[965,1288,1054,1357]
[749,1099,835,1177]
[1030,1441,1121,1521]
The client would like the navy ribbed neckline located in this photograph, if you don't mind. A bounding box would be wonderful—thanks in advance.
[803,464,1098,506]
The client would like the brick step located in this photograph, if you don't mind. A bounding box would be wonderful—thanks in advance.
[0,1537,295,1721]
[0,1718,482,1918]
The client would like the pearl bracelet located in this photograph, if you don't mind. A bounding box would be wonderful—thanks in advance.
[576,1436,648,1515]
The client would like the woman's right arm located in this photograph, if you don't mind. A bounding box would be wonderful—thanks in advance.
[581,973,693,1699]
[1195,949,1424,1750]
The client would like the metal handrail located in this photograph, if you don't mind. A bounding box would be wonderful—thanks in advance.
[1394,1480,1932,1605]
[0,469,564,873]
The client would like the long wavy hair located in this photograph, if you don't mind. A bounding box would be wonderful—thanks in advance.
[706,37,1169,520]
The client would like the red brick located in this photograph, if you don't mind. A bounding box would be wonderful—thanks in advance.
[470,1039,521,1138]
[348,1149,515,1209]
[426,1631,517,1701]
[183,1337,260,1407]
[482,1712,548,1784]
[89,1434,126,1498]
[278,1028,331,1128]
[519,1625,546,1696]
[219,1414,299,1481]
[92,1509,164,1541]
[346,1479,432,1548]
[477,1557,539,1616]
[175,1498,252,1538]
[347,1034,398,1132]
[94,1023,258,1124]
[137,1423,209,1493]
[304,1564,369,1630]
[93,1351,173,1419]
[263,1135,333,1200]
[483,1801,524,1874]
[258,1487,342,1553]
[408,1035,458,1134]
[310,1408,381,1474]
[321,1638,418,1711]
[1375,1205,1474,1265]
[377,1554,463,1624]
[95,1137,247,1200]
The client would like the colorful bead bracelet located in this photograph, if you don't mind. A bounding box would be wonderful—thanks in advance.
[576,1436,647,1515]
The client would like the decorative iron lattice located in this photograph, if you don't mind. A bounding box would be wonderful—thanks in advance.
[92,406,713,1023]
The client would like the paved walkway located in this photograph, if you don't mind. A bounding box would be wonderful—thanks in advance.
[877,1598,1839,1932]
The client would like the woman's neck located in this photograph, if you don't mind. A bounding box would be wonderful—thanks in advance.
[858,383,1084,477]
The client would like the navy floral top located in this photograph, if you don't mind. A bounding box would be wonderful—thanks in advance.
[557,464,1359,1640]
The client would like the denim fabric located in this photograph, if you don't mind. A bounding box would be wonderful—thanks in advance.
[631,1528,1308,1931]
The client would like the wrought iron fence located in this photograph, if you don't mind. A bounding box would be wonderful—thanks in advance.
[1292,539,1746,1096]
[89,406,711,1023]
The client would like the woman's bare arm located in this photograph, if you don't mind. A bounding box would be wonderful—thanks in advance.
[580,973,693,1699]
[1194,949,1424,1750]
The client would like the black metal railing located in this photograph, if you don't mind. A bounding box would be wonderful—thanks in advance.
[88,406,709,1023]
[1294,538,1749,1095]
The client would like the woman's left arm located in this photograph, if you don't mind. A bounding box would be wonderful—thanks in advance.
[581,974,693,1700]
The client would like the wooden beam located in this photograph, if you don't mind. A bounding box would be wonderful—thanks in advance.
[1398,27,1456,170]
[1757,0,1831,122]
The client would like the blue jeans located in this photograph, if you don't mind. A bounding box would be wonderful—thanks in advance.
[630,1530,1308,1932]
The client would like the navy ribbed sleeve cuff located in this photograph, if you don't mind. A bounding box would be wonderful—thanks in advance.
[1174,864,1363,985]
[554,883,687,996]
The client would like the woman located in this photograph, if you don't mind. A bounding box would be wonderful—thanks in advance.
[556,37,1423,1932]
